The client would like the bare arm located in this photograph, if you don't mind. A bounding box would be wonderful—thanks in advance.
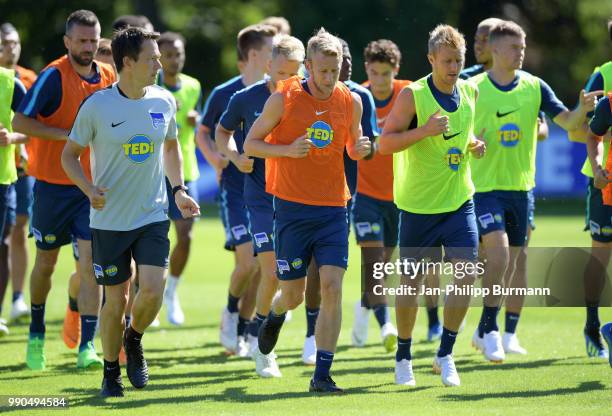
[215,123,253,173]
[12,112,69,141]
[61,140,108,210]
[244,92,308,158]
[164,138,200,218]
[0,124,28,145]
[378,88,448,155]
[195,124,229,171]
[553,89,603,132]
[537,116,549,141]
[346,92,371,160]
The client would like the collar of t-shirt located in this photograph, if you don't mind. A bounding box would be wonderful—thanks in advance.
[301,78,312,95]
[487,72,520,92]
[368,85,393,109]
[427,74,460,112]
[79,61,102,84]
[158,71,182,92]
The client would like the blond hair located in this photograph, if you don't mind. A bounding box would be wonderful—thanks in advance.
[428,24,466,55]
[272,34,305,62]
[306,27,342,60]
[477,17,504,32]
[261,16,291,35]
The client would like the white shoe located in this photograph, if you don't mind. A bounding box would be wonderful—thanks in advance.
[471,329,484,352]
[220,308,238,352]
[351,301,370,347]
[253,348,282,378]
[302,335,316,365]
[284,310,292,323]
[395,359,416,386]
[0,320,8,337]
[10,297,29,322]
[237,335,249,358]
[164,290,185,326]
[433,354,460,387]
[381,322,398,353]
[247,334,258,358]
[150,316,161,328]
[483,330,505,362]
[502,332,527,355]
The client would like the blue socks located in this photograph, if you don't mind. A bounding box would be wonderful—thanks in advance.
[586,306,600,330]
[437,327,458,357]
[505,312,520,334]
[478,306,500,336]
[305,307,319,337]
[427,307,440,328]
[238,316,248,337]
[372,304,389,328]
[29,303,46,336]
[12,291,22,303]
[79,315,97,352]
[396,337,412,361]
[227,294,239,313]
[314,350,334,380]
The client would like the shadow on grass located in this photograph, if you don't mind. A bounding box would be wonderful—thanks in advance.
[439,380,607,401]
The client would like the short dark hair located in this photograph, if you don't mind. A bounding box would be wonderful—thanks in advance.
[488,20,526,44]
[0,23,17,35]
[112,15,153,32]
[158,31,186,48]
[236,24,277,62]
[112,27,160,72]
[364,39,401,67]
[65,10,99,34]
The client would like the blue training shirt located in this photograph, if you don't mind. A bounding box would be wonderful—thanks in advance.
[12,78,26,111]
[219,79,271,202]
[201,75,246,191]
[344,79,378,195]
[17,62,104,118]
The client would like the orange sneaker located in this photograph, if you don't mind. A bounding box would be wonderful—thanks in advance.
[119,346,127,365]
[62,304,80,349]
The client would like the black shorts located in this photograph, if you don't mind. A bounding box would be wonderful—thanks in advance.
[92,221,170,286]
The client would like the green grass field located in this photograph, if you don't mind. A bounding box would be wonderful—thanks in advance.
[0,213,610,415]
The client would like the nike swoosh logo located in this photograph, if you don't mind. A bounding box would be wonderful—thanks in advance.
[443,132,461,140]
[111,121,126,128]
[315,110,328,116]
[343,257,349,262]
[85,319,97,323]
[496,109,518,118]
[254,112,262,117]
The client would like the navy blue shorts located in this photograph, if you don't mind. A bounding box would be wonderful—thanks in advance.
[399,200,478,262]
[165,178,199,221]
[15,174,34,216]
[351,192,399,247]
[527,189,535,231]
[5,183,16,228]
[219,184,251,251]
[585,179,612,243]
[247,194,274,254]
[0,184,10,238]
[474,191,529,247]
[31,181,91,250]
[274,198,349,280]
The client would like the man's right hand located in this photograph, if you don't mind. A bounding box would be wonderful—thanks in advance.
[285,135,312,158]
[423,110,449,137]
[88,185,109,210]
[594,166,611,190]
[232,153,254,173]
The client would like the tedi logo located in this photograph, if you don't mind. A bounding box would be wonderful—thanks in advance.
[498,123,521,147]
[123,135,155,163]
[306,120,334,149]
[446,147,464,171]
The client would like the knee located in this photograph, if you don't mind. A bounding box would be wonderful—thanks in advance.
[320,278,342,302]
[104,295,128,317]
[138,287,163,307]
[236,258,257,277]
[284,289,304,310]
[35,252,57,276]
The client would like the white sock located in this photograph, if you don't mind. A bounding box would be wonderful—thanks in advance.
[166,274,180,295]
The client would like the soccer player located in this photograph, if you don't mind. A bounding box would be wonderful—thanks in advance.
[586,93,612,367]
[245,28,371,393]
[469,20,601,363]
[572,19,612,359]
[216,34,305,374]
[195,24,277,354]
[157,31,202,326]
[461,18,549,354]
[350,39,408,352]
[0,65,27,337]
[0,23,36,323]
[12,9,116,370]
[95,38,115,70]
[112,15,155,32]
[61,26,200,397]
[378,24,486,387]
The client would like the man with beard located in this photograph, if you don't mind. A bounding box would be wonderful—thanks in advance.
[12,9,116,370]
[156,31,202,326]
